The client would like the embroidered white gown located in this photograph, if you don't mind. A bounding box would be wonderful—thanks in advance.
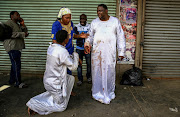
[85,16,126,104]
[26,43,79,115]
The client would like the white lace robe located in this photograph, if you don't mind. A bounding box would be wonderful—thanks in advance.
[85,16,126,104]
[26,43,79,115]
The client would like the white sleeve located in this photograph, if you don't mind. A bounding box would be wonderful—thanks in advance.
[62,52,79,71]
[116,20,126,56]
[85,21,95,46]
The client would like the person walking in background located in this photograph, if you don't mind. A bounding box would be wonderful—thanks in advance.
[84,4,126,104]
[26,30,79,115]
[3,11,29,88]
[51,7,88,75]
[74,14,91,86]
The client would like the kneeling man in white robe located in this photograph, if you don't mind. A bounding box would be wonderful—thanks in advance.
[26,30,79,115]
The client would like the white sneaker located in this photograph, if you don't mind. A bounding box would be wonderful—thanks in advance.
[77,81,83,86]
[87,78,92,84]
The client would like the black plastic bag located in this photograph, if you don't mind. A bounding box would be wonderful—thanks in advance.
[0,22,12,41]
[120,66,143,86]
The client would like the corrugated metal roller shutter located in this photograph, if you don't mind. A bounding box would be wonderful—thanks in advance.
[143,0,180,78]
[0,0,116,74]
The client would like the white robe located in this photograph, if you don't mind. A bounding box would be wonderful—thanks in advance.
[85,16,126,104]
[26,43,79,115]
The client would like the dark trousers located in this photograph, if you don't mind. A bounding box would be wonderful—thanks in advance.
[8,50,22,86]
[76,49,91,81]
[67,69,72,75]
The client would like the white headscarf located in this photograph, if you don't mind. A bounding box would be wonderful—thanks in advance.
[57,7,71,18]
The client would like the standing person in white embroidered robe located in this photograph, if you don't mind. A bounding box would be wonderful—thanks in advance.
[84,4,126,104]
[26,30,79,115]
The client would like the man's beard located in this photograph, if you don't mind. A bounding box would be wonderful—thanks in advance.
[99,16,105,20]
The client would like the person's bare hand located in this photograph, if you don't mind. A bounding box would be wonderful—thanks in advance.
[19,18,25,26]
[79,33,89,38]
[25,32,29,37]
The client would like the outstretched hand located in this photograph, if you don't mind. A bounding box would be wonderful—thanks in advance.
[79,32,89,38]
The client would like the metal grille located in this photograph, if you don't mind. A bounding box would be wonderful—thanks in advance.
[143,0,180,78]
[0,0,116,74]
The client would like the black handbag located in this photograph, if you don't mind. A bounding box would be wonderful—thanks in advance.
[0,22,12,41]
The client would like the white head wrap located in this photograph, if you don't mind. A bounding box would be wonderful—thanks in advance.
[57,7,71,18]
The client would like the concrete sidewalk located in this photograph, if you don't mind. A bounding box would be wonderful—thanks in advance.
[0,73,179,117]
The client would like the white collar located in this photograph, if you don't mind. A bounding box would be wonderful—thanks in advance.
[50,42,66,49]
[77,22,89,27]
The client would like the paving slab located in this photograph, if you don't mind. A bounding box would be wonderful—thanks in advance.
[0,74,179,117]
